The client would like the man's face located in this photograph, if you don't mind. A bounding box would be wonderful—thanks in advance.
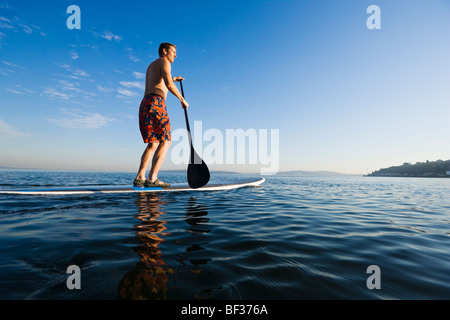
[165,46,177,63]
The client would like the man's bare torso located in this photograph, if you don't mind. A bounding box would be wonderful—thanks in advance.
[144,58,168,99]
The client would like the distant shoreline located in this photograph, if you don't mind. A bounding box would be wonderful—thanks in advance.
[365,174,450,178]
[367,159,450,179]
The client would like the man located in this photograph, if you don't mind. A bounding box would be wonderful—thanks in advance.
[134,43,189,188]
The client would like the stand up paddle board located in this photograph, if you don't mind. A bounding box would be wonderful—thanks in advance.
[0,178,265,195]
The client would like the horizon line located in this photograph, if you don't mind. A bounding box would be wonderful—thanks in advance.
[0,166,363,176]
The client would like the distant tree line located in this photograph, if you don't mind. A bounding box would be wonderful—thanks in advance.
[367,159,450,177]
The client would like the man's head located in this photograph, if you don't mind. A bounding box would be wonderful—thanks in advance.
[159,43,177,62]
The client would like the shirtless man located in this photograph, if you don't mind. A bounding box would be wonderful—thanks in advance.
[134,43,189,188]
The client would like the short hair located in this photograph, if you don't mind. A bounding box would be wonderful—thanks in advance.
[159,43,176,57]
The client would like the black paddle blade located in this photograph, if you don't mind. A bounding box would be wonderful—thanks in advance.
[187,150,210,189]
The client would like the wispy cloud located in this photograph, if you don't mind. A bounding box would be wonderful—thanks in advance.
[97,84,114,93]
[0,4,12,10]
[5,88,22,94]
[120,81,144,90]
[21,24,32,34]
[117,88,140,98]
[0,10,46,40]
[116,78,144,100]
[133,71,145,79]
[2,60,25,69]
[44,87,71,100]
[0,118,31,139]
[48,109,115,130]
[57,80,87,95]
[125,47,140,62]
[5,84,35,95]
[101,30,122,42]
[59,63,89,78]
[44,78,98,103]
[69,50,79,60]
[129,54,140,63]
[0,16,13,29]
[1,60,25,75]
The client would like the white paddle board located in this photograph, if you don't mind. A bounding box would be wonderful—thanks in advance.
[0,178,265,195]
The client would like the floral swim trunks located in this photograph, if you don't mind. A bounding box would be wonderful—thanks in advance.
[139,94,171,143]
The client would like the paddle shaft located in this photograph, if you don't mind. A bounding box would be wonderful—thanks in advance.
[179,81,195,161]
[179,81,191,134]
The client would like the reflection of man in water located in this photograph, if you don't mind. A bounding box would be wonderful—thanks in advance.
[119,193,174,300]
[119,194,214,300]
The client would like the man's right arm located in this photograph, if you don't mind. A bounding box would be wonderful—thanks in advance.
[161,60,189,109]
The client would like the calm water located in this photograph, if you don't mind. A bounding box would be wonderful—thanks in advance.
[0,170,449,300]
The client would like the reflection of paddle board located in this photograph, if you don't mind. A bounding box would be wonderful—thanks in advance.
[0,178,265,195]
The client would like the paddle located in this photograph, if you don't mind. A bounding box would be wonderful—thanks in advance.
[179,81,210,189]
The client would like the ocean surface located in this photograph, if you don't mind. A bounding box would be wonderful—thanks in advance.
[0,170,449,300]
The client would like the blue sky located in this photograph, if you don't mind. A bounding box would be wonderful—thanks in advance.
[1,0,450,174]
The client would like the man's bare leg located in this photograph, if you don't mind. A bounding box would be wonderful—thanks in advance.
[136,142,160,181]
[148,140,172,183]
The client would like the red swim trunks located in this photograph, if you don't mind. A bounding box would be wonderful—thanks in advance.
[139,94,171,143]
